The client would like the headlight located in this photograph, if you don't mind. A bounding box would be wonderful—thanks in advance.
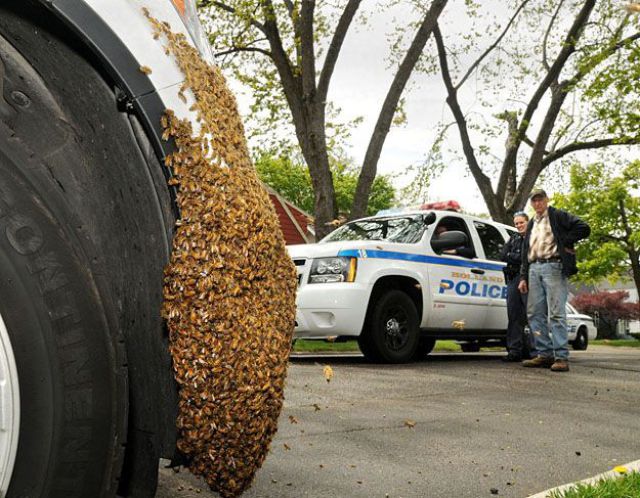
[309,257,357,284]
[170,0,213,61]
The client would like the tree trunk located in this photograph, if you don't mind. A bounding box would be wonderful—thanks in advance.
[350,0,448,220]
[597,317,618,339]
[620,199,640,300]
[296,104,337,240]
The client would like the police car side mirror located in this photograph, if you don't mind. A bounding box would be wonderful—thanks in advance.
[431,230,468,251]
[423,212,436,225]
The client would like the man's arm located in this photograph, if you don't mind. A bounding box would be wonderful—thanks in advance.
[558,209,590,247]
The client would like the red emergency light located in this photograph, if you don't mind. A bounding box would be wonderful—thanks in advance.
[420,200,461,212]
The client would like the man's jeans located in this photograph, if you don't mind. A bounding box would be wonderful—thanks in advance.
[527,262,569,360]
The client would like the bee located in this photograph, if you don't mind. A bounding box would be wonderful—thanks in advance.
[147,10,297,497]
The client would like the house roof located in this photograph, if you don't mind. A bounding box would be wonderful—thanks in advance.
[265,185,314,245]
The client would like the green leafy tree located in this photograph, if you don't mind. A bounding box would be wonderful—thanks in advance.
[554,162,640,297]
[255,155,395,217]
[198,0,448,238]
[407,0,640,223]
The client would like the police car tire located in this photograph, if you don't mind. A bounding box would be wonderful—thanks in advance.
[413,337,436,359]
[572,328,588,351]
[360,290,420,364]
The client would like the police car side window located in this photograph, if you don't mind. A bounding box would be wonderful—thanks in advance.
[474,221,506,261]
[431,216,475,257]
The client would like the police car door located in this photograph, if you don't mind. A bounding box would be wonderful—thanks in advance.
[425,215,488,331]
[471,221,509,331]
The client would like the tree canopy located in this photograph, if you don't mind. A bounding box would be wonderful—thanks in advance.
[554,162,640,296]
[255,154,395,218]
[408,0,640,222]
[198,0,448,237]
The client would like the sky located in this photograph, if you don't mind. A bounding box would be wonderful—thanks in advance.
[219,1,634,217]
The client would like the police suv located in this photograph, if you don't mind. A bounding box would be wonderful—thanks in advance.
[289,209,518,363]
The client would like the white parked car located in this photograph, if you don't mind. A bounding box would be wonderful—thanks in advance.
[289,209,518,363]
[566,303,597,350]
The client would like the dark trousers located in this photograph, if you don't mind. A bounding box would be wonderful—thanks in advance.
[506,277,531,357]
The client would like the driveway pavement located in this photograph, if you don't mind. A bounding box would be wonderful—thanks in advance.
[157,346,640,498]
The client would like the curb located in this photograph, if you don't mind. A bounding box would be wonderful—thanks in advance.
[527,459,640,498]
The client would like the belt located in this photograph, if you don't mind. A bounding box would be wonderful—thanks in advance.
[530,257,561,264]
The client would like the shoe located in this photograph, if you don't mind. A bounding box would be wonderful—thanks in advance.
[550,360,569,372]
[522,356,555,368]
[501,355,522,362]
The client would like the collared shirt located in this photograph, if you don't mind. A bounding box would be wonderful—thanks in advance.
[528,209,558,261]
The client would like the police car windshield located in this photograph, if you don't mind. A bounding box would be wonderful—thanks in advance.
[322,215,428,244]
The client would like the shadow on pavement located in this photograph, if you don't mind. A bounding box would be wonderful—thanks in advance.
[289,352,505,366]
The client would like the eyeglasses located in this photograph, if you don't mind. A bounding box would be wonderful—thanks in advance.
[514,211,527,217]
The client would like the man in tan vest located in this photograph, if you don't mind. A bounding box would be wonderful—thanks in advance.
[517,189,590,372]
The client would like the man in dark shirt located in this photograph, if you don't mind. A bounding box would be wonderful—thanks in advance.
[518,189,590,372]
[500,212,532,362]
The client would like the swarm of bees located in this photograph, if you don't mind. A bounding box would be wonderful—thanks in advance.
[144,10,297,498]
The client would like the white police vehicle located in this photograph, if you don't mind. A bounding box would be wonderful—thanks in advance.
[289,209,519,363]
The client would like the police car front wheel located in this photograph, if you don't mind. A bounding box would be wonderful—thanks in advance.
[359,290,420,363]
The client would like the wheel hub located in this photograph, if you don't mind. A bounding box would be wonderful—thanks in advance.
[0,311,20,494]
[386,318,401,336]
[384,310,408,351]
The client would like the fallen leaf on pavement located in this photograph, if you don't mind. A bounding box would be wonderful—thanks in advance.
[323,365,334,383]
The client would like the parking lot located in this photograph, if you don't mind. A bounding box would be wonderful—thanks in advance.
[158,346,640,498]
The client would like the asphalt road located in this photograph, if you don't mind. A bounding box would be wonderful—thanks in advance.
[157,346,640,498]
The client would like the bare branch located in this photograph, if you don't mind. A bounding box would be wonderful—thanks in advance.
[317,0,362,102]
[566,31,640,86]
[541,137,639,166]
[542,0,565,71]
[259,0,303,119]
[299,0,317,97]
[433,22,505,220]
[497,0,596,203]
[204,1,267,34]
[283,0,294,17]
[350,0,449,220]
[214,46,272,58]
[456,0,530,90]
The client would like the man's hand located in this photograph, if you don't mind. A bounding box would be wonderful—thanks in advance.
[518,280,528,294]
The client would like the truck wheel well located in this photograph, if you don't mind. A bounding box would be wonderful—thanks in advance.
[367,276,423,323]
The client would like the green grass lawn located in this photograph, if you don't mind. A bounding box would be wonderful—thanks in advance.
[547,471,640,498]
[591,339,640,348]
[292,339,463,353]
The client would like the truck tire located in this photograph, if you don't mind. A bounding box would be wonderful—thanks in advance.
[0,147,127,496]
[358,290,419,363]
